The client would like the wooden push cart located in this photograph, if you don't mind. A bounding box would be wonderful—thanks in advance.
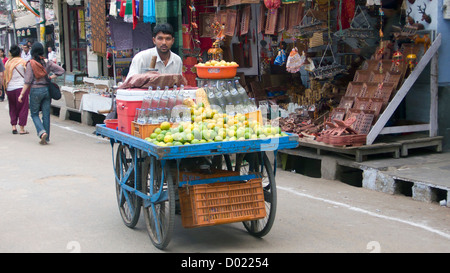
[96,124,299,249]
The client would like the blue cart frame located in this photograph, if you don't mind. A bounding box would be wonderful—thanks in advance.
[96,124,299,249]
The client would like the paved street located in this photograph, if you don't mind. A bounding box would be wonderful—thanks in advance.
[0,102,449,253]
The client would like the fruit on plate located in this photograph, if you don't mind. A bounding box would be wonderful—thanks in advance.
[145,103,288,146]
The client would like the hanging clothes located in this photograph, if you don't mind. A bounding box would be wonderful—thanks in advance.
[123,0,133,23]
[119,0,127,17]
[143,0,156,23]
[109,0,117,17]
[337,0,355,30]
[132,0,138,29]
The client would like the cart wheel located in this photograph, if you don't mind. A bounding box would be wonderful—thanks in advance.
[115,144,142,228]
[235,152,276,237]
[141,157,175,250]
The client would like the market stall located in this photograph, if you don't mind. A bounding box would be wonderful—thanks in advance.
[55,76,115,125]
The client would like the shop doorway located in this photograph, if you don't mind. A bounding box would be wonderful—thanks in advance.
[67,4,87,73]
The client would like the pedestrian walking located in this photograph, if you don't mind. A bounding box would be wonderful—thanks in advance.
[20,44,31,61]
[18,43,65,145]
[3,45,29,135]
[47,47,56,63]
[0,48,8,65]
[0,54,4,102]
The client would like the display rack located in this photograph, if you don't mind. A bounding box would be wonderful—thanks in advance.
[366,33,441,145]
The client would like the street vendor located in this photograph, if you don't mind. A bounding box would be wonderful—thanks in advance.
[126,23,182,80]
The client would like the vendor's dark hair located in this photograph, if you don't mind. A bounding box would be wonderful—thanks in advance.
[31,42,45,63]
[153,23,174,38]
[9,45,20,58]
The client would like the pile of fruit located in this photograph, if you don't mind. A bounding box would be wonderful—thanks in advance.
[144,103,288,146]
[196,60,238,67]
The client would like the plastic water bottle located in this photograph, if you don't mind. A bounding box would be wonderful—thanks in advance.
[235,80,250,106]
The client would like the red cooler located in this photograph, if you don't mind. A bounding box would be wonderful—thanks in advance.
[116,89,149,134]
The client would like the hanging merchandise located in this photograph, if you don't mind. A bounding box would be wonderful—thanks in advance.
[109,0,118,17]
[119,0,127,17]
[265,8,278,35]
[182,24,198,87]
[286,47,306,73]
[258,4,265,34]
[274,41,287,66]
[123,0,133,23]
[182,3,201,59]
[311,43,346,80]
[309,31,324,48]
[294,9,328,37]
[143,0,156,23]
[240,5,251,36]
[264,0,281,10]
[335,5,376,40]
[132,0,139,29]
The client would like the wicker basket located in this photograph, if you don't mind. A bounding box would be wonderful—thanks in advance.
[179,178,266,228]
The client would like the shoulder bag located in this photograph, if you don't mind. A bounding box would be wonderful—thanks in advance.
[47,76,62,100]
